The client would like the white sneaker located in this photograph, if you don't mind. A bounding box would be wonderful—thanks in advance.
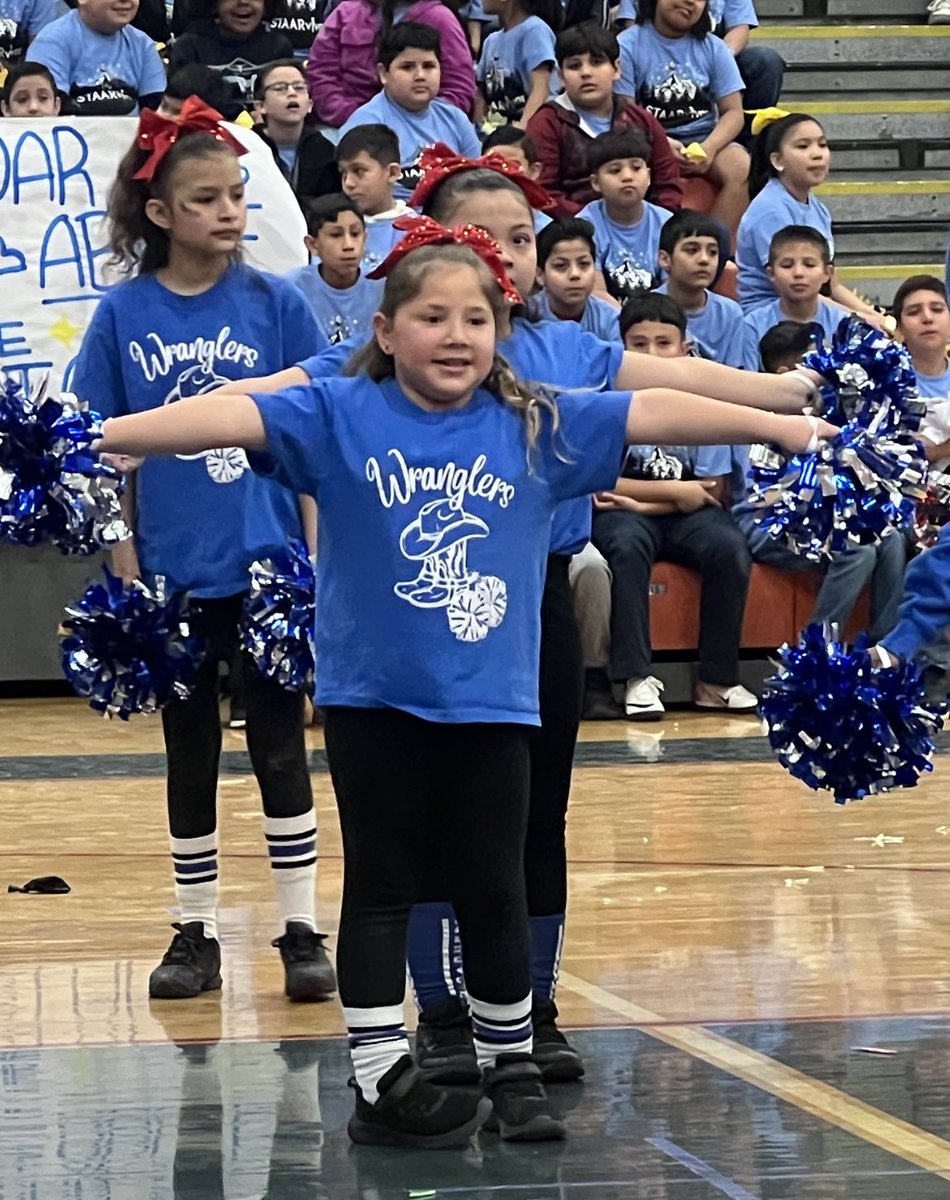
[928,0,950,23]
[694,682,759,712]
[625,676,666,721]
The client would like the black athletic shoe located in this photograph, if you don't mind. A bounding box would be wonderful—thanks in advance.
[347,1055,491,1148]
[415,996,481,1084]
[531,999,585,1083]
[482,1054,567,1141]
[272,922,337,1002]
[148,922,222,999]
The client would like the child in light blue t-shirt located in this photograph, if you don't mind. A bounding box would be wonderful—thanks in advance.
[576,127,672,303]
[616,0,748,235]
[535,216,622,343]
[736,225,842,370]
[339,24,480,202]
[654,208,742,366]
[335,124,416,274]
[286,194,384,345]
[894,274,950,470]
[29,4,166,115]
[0,0,59,64]
[476,0,559,128]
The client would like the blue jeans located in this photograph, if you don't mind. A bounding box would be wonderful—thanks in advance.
[750,530,909,643]
[735,45,785,111]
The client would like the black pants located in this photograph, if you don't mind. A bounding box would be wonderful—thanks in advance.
[527,554,583,917]
[324,707,532,1009]
[593,507,751,686]
[162,594,313,840]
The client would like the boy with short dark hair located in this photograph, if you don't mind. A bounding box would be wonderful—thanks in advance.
[758,320,816,376]
[526,21,682,217]
[482,124,544,180]
[593,291,756,718]
[284,194,384,346]
[0,60,60,117]
[254,59,340,204]
[577,128,672,302]
[335,124,413,273]
[893,274,950,467]
[338,23,481,201]
[736,226,841,370]
[158,63,244,121]
[654,208,742,365]
[536,218,622,342]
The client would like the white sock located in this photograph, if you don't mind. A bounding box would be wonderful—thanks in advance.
[264,809,317,932]
[469,993,533,1069]
[170,831,219,940]
[345,1004,410,1104]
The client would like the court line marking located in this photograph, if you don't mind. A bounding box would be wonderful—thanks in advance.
[559,971,950,1180]
[647,1138,761,1199]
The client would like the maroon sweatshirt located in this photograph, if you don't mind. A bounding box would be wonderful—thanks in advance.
[526,93,684,218]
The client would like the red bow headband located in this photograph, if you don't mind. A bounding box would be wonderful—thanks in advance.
[409,142,554,214]
[367,214,523,306]
[133,97,247,182]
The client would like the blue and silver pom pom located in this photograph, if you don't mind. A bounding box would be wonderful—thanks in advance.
[0,372,129,555]
[760,624,945,804]
[60,570,205,720]
[242,540,315,692]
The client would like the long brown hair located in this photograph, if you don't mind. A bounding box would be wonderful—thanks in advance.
[345,243,561,453]
[107,133,242,275]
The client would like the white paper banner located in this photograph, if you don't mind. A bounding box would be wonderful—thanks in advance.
[0,116,308,394]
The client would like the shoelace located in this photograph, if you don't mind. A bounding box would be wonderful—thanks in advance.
[161,924,204,964]
[271,928,328,960]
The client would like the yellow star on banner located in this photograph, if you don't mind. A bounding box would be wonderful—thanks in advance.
[49,316,83,351]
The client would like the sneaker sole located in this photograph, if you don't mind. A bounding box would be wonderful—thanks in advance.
[625,709,664,722]
[693,700,758,712]
[286,980,337,1003]
[149,973,222,1000]
[347,1095,492,1149]
[484,1110,568,1141]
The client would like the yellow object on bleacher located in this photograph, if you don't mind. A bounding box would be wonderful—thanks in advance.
[683,143,708,162]
[234,111,255,128]
[747,106,791,136]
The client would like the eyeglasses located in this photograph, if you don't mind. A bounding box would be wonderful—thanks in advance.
[263,81,309,95]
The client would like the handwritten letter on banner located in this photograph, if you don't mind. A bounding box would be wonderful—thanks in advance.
[0,117,308,394]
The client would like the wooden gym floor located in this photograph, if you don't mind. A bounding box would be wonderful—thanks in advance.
[4,696,950,1196]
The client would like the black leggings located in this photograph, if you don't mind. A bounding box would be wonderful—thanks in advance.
[162,594,313,840]
[324,707,532,1009]
[527,554,583,917]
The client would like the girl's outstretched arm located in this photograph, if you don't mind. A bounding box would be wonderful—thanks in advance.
[206,366,310,397]
[626,389,837,454]
[98,395,265,458]
[614,352,822,414]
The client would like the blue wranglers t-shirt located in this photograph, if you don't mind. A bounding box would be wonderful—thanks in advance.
[251,375,630,723]
[73,265,321,597]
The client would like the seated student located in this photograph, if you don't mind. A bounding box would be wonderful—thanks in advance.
[338,24,481,202]
[654,208,742,365]
[732,320,908,642]
[592,292,757,718]
[736,226,842,370]
[29,0,166,115]
[0,59,60,116]
[0,0,59,67]
[569,540,620,720]
[482,123,544,180]
[254,59,340,204]
[475,0,560,130]
[157,63,244,120]
[284,194,384,345]
[577,128,672,303]
[526,22,682,218]
[535,217,622,342]
[894,274,950,470]
[167,0,295,107]
[336,124,414,274]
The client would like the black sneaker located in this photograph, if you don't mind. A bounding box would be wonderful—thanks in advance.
[272,922,337,1002]
[148,922,222,999]
[582,669,624,721]
[531,999,585,1083]
[482,1053,567,1141]
[347,1055,491,1148]
[415,996,481,1084]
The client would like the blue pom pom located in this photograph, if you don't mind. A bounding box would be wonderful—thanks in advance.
[760,624,945,804]
[0,372,129,555]
[242,540,315,692]
[60,570,206,720]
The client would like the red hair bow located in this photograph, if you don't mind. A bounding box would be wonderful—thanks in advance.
[133,96,247,182]
[409,142,554,214]
[367,214,522,306]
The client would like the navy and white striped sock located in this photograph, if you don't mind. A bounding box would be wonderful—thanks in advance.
[170,831,219,940]
[469,993,533,1068]
[264,810,318,932]
[345,1005,410,1104]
